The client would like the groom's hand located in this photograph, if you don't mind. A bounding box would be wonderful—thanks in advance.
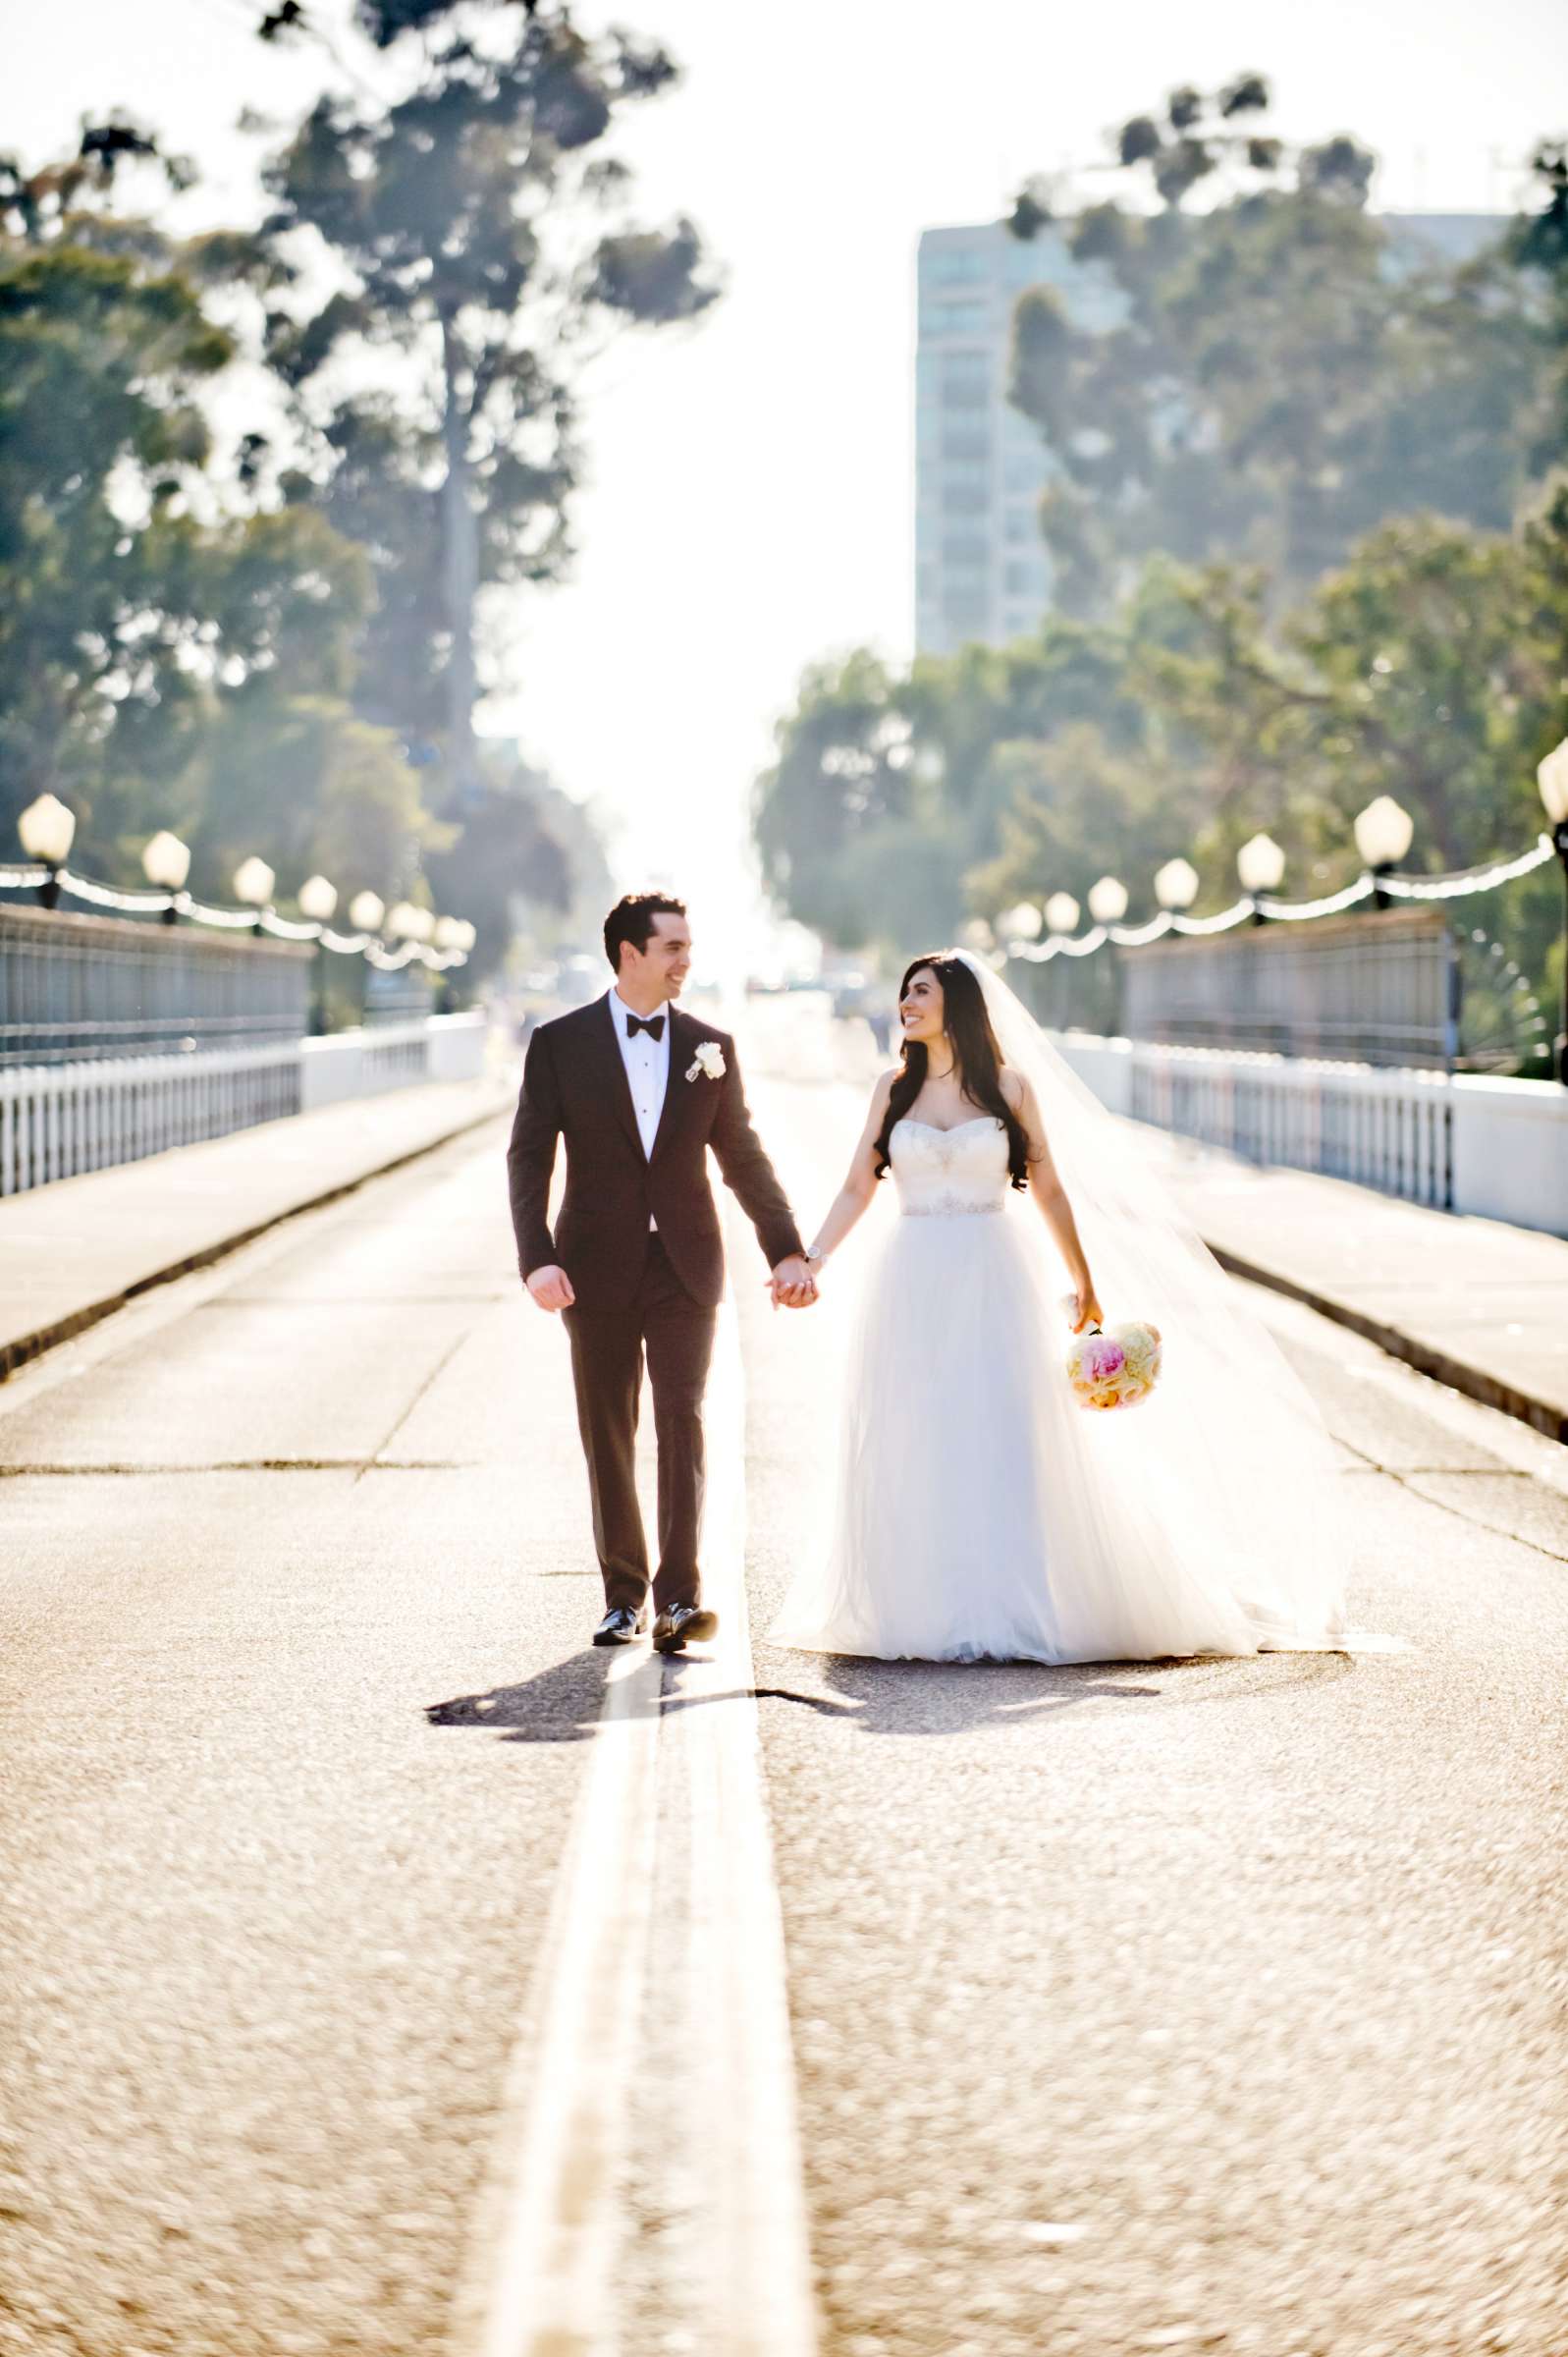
[526,1264,575,1313]
[768,1254,818,1310]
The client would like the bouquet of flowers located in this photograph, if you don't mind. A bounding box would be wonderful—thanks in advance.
[1064,1316,1162,1411]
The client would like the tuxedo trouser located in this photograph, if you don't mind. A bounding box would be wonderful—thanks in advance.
[563,1234,719,1616]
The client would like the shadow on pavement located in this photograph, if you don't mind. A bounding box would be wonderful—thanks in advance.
[749,1644,1355,1733]
[425,1645,616,1742]
[423,1641,1355,1745]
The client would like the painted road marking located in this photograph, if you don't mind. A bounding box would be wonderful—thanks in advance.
[453,1291,817,2355]
[454,1635,661,2357]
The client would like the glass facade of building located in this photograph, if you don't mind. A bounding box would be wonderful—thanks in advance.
[914,212,1494,658]
[913,220,1119,655]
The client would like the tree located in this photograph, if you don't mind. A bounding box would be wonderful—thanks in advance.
[0,228,386,865]
[1005,79,1557,616]
[256,3,717,797]
[0,118,595,972]
[424,757,569,989]
[755,499,1568,1046]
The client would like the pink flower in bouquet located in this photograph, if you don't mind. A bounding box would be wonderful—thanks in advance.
[1079,1336,1125,1385]
[1065,1312,1163,1410]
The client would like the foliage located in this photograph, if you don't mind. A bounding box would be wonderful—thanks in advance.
[0,234,377,859]
[0,12,668,977]
[756,499,1568,1036]
[1005,80,1558,616]
[256,3,717,787]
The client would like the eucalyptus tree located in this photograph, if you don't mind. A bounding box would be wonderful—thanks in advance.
[256,2,717,795]
[1004,78,1555,615]
[0,126,451,899]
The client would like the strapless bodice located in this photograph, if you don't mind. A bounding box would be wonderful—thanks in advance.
[890,1116,1008,1217]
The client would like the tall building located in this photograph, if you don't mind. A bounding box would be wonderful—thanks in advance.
[914,222,1097,657]
[914,213,1498,658]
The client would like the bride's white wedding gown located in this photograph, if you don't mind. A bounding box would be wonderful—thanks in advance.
[770,1114,1351,1667]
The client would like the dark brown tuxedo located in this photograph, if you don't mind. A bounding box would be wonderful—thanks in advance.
[506,994,803,1613]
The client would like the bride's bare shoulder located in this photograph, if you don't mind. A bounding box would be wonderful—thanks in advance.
[870,1066,900,1109]
[998,1064,1028,1109]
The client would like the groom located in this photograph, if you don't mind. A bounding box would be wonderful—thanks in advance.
[507,892,818,1653]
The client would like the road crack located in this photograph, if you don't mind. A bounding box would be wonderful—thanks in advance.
[0,1457,475,1476]
[1331,1435,1568,1564]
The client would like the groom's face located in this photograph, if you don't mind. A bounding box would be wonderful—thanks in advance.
[622,911,692,1002]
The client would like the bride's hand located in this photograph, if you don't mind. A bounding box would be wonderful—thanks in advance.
[1070,1285,1104,1334]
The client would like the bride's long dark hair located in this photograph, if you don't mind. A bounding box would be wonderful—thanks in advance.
[873,952,1030,1189]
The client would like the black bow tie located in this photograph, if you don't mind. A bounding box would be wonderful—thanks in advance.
[625,1012,665,1041]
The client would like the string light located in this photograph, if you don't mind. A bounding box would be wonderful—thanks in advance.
[0,863,468,969]
[1006,834,1554,961]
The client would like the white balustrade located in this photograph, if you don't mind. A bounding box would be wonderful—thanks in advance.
[0,1013,488,1197]
[1051,1033,1568,1237]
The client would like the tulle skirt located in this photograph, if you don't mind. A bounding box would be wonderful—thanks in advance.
[770,1203,1349,1667]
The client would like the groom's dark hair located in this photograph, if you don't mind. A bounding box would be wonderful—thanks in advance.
[604,891,687,971]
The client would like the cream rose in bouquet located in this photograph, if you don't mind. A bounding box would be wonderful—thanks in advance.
[1064,1313,1162,1411]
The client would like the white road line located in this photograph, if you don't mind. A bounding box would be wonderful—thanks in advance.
[453,1636,662,2357]
[681,1297,820,2356]
[453,1290,818,2357]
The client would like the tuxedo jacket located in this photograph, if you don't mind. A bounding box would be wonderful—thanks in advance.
[507,996,804,1314]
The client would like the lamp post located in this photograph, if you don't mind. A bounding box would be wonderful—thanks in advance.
[1154,857,1199,914]
[346,892,385,1024]
[297,874,338,1034]
[996,902,1043,949]
[433,913,467,1014]
[141,831,190,923]
[1042,896,1080,1026]
[233,856,276,934]
[385,903,435,1018]
[1538,738,1568,1085]
[1236,833,1285,924]
[1353,795,1414,911]
[18,794,76,908]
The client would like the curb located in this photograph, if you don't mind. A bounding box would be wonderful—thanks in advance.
[1207,1241,1568,1448]
[0,1091,513,1386]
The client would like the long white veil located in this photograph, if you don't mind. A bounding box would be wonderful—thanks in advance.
[956,950,1361,1649]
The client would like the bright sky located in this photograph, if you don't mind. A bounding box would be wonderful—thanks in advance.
[8,0,1566,969]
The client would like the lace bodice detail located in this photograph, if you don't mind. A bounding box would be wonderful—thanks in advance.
[890,1117,1009,1217]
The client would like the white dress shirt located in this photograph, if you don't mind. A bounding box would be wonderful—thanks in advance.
[609,985,669,1226]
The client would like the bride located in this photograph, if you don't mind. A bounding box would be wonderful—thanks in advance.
[770,949,1357,1666]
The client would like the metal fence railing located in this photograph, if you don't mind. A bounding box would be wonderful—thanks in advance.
[0,1043,302,1196]
[1051,1033,1568,1237]
[0,1014,489,1197]
[1127,1047,1454,1210]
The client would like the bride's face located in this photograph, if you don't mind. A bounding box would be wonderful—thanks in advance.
[898,966,946,1049]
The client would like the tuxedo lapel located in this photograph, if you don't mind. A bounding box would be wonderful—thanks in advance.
[649,1010,693,1164]
[593,994,645,1157]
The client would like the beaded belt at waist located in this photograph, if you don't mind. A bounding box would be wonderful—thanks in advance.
[899,1197,1004,1218]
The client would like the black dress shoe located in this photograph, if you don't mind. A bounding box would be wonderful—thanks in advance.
[651,1602,719,1654]
[592,1605,649,1647]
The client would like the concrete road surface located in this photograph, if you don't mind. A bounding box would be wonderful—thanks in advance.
[2,1073,1565,2357]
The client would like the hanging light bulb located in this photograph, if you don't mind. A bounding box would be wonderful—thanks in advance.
[1154,858,1199,911]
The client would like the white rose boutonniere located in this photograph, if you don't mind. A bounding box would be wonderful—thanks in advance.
[686,1040,727,1084]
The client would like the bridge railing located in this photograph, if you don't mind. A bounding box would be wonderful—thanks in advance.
[1052,1034,1568,1238]
[0,1013,489,1197]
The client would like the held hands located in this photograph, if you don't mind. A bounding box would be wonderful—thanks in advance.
[526,1264,575,1313]
[768,1253,819,1310]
